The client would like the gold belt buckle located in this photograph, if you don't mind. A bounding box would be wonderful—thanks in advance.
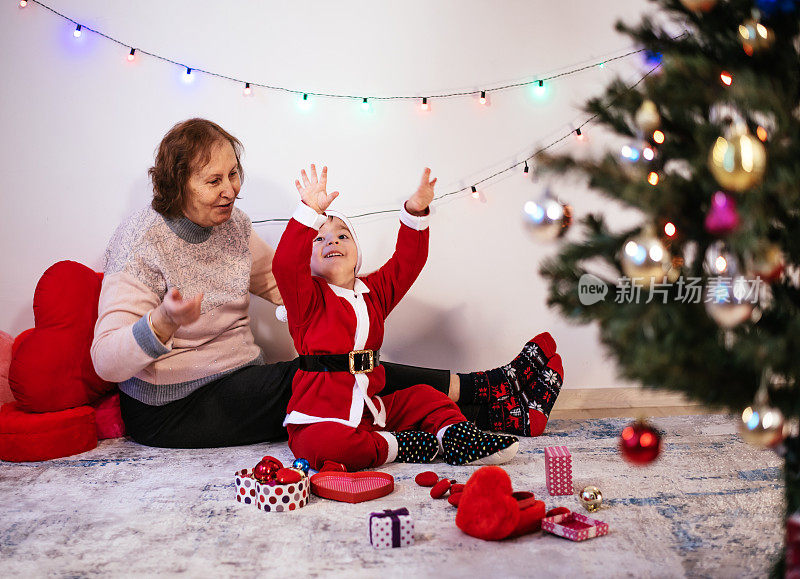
[349,349,374,374]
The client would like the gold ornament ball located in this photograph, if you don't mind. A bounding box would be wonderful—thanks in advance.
[748,242,784,283]
[635,100,661,133]
[708,131,767,192]
[740,403,786,448]
[620,227,671,285]
[679,0,717,11]
[579,486,603,512]
[738,18,774,55]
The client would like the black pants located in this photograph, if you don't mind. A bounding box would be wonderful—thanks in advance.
[120,360,479,449]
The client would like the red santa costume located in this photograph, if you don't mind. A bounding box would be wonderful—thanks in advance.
[272,202,466,471]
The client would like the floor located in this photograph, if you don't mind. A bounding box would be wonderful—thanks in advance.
[0,414,784,578]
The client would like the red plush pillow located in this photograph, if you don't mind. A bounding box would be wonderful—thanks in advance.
[0,331,14,405]
[0,402,97,462]
[9,261,113,412]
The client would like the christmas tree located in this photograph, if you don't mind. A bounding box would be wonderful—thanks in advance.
[537,0,799,572]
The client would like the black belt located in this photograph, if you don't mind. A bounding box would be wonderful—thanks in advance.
[298,350,380,374]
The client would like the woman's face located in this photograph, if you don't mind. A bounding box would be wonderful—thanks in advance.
[183,140,241,227]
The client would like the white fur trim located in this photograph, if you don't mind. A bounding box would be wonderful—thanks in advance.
[292,203,327,230]
[376,431,399,464]
[399,204,430,231]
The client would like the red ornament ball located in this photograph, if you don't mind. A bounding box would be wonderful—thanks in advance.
[619,420,662,465]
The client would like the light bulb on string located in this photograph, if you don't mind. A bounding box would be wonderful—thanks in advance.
[653,130,665,144]
[642,146,656,161]
[471,186,480,200]
[361,97,370,111]
[664,222,677,237]
[420,97,430,112]
[19,0,28,8]
[524,161,530,174]
[647,172,659,186]
[298,93,311,111]
[182,67,194,84]
[73,24,82,38]
[479,91,487,105]
[532,80,547,99]
[243,83,252,96]
[575,127,586,141]
[720,71,732,86]
[621,144,641,162]
[127,48,136,62]
[756,126,768,142]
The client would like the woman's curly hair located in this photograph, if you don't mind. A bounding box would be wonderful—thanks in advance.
[149,118,244,219]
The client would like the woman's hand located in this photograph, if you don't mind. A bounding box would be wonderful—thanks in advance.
[295,164,339,214]
[405,168,436,216]
[151,288,203,343]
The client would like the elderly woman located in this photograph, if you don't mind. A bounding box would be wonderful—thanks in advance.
[91,118,562,448]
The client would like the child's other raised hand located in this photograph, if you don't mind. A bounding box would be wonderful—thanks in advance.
[405,168,436,216]
[295,164,339,214]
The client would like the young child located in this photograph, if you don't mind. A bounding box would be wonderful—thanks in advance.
[272,164,519,471]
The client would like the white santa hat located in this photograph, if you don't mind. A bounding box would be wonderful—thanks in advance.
[275,208,362,323]
[324,209,362,274]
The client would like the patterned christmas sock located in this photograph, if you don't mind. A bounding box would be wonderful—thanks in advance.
[526,354,564,436]
[393,431,439,463]
[458,333,561,436]
[458,332,556,405]
[439,421,519,466]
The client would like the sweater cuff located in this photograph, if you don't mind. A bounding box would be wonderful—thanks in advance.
[400,203,430,231]
[132,313,171,359]
[292,203,328,230]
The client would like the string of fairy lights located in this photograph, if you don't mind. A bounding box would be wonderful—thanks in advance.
[16,0,676,222]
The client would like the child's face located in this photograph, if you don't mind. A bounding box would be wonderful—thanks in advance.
[310,217,358,283]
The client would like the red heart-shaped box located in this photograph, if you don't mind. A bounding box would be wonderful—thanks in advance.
[310,471,394,503]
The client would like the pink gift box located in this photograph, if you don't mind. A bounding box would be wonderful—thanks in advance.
[369,508,414,549]
[542,511,609,542]
[544,445,573,496]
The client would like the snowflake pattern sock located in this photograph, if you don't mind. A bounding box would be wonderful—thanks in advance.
[526,353,564,436]
[393,431,439,463]
[458,333,556,405]
[457,333,560,436]
[440,421,519,466]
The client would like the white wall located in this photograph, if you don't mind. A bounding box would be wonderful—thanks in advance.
[0,0,655,388]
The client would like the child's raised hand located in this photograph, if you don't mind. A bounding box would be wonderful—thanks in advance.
[295,164,339,214]
[406,168,436,215]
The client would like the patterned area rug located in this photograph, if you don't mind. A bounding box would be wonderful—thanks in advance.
[0,415,784,578]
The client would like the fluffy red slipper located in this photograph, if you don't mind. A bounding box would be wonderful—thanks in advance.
[455,466,520,541]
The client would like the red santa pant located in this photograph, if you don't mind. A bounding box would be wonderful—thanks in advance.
[287,383,465,471]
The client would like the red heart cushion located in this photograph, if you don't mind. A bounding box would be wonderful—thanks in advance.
[0,401,97,462]
[9,261,113,412]
[456,466,521,541]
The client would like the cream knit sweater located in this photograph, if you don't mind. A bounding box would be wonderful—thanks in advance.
[91,205,282,405]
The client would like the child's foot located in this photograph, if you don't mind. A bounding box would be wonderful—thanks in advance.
[458,333,563,436]
[394,431,439,463]
[440,421,519,466]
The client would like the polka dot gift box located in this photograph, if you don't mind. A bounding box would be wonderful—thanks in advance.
[544,445,573,496]
[234,469,309,512]
[369,508,414,549]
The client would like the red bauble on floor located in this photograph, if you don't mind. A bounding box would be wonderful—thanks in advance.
[619,419,662,465]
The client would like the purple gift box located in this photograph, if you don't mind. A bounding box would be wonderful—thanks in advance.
[369,508,414,549]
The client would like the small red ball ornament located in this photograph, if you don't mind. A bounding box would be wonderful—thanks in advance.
[253,456,284,482]
[619,419,662,465]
